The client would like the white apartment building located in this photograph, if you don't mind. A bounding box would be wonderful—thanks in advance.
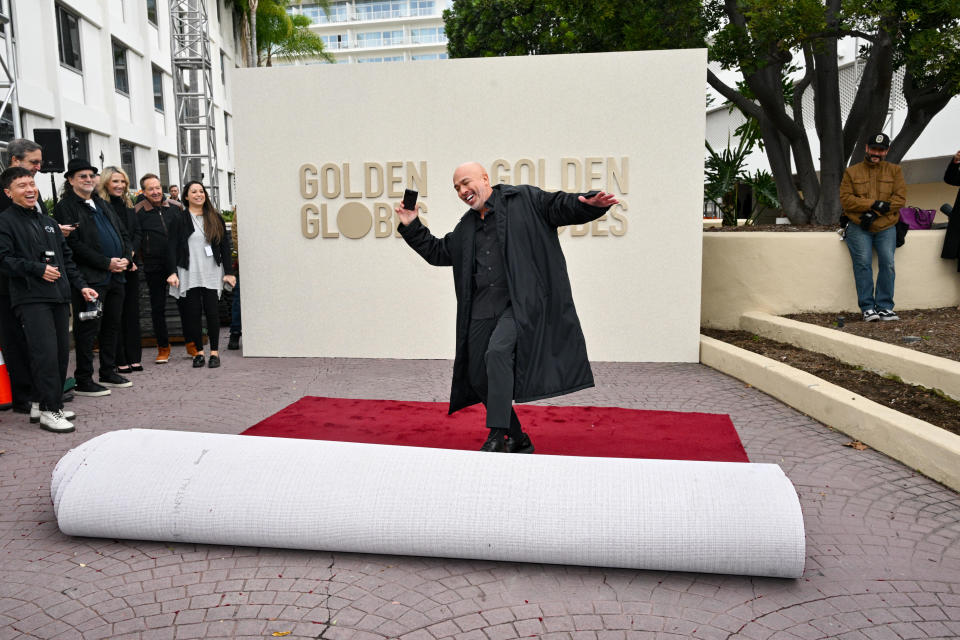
[705,37,960,212]
[285,0,450,64]
[3,0,239,205]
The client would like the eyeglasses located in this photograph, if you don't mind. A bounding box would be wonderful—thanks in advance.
[74,173,97,180]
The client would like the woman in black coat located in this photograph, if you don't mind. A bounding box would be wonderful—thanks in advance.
[98,167,143,372]
[942,151,960,282]
[165,181,235,369]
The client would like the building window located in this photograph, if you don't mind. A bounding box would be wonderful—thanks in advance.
[412,53,447,61]
[152,66,164,111]
[409,0,435,16]
[411,27,444,44]
[292,2,346,24]
[355,1,403,21]
[65,124,90,161]
[227,172,235,204]
[220,50,226,85]
[146,0,157,25]
[56,4,82,71]
[321,34,347,50]
[223,112,231,146]
[356,30,402,48]
[113,40,129,95]
[120,140,136,182]
[158,152,171,190]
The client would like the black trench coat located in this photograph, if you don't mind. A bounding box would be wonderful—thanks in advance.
[399,183,611,414]
[942,160,960,272]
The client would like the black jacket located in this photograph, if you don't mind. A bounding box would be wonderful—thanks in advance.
[166,208,234,277]
[0,195,47,297]
[399,184,610,414]
[53,190,132,286]
[0,204,87,306]
[135,197,182,272]
[108,195,143,269]
[942,160,960,271]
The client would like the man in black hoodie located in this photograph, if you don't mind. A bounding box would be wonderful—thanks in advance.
[53,158,133,397]
[0,139,44,417]
[0,167,98,432]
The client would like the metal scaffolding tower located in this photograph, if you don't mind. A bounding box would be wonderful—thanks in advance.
[169,0,219,206]
[0,0,23,167]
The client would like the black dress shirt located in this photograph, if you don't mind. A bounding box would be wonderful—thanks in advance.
[471,207,510,319]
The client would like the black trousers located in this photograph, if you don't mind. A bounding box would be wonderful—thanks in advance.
[72,279,124,382]
[181,287,221,352]
[15,302,69,411]
[144,269,169,347]
[467,306,522,433]
[0,293,34,404]
[116,269,142,366]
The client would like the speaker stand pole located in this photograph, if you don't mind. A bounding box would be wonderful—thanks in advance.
[49,174,58,208]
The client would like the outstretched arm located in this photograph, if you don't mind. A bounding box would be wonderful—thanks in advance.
[395,204,455,267]
[541,189,619,228]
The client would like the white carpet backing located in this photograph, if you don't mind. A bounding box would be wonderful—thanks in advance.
[52,429,805,577]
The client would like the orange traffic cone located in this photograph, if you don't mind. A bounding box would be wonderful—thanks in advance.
[0,348,11,409]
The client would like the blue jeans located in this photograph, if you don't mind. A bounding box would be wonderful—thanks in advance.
[845,223,896,312]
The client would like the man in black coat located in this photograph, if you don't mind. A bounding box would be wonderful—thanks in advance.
[395,162,617,453]
[53,158,133,397]
[942,150,960,284]
[0,167,98,432]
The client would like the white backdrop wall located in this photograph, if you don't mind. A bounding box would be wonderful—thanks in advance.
[234,50,706,361]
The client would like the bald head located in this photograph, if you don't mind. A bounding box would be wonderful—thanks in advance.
[452,162,492,211]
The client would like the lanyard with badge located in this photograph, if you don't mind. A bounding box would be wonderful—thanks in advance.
[192,213,214,257]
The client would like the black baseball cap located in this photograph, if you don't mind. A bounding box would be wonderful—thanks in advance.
[867,133,890,149]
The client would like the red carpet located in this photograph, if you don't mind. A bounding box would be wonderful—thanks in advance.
[242,397,748,462]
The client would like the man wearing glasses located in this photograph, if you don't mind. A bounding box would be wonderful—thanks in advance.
[53,158,133,397]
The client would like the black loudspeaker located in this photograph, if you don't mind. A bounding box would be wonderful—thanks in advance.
[34,128,65,173]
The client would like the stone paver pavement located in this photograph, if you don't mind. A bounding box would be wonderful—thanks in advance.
[2,349,959,639]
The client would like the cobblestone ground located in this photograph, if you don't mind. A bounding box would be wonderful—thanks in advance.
[1,349,959,640]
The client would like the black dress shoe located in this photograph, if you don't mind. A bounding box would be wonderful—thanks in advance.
[192,354,205,368]
[130,364,144,372]
[117,365,132,374]
[208,354,221,368]
[505,433,535,454]
[227,333,240,350]
[479,435,505,452]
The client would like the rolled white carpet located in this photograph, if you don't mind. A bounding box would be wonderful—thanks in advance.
[52,429,805,577]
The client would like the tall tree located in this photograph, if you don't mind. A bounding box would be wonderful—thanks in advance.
[444,0,960,224]
[225,0,331,67]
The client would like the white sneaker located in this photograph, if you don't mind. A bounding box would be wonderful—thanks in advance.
[39,410,75,433]
[31,402,74,422]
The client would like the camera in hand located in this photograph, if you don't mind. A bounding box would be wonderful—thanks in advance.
[43,250,55,264]
[78,299,103,322]
[871,200,891,214]
[859,210,878,230]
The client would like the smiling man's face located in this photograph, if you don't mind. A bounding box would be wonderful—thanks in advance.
[452,162,492,211]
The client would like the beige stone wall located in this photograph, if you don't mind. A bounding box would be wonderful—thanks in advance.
[233,51,708,361]
[702,230,960,328]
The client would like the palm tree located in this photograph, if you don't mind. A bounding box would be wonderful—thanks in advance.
[225,0,331,67]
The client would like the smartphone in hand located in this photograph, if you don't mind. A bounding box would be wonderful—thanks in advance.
[402,189,418,211]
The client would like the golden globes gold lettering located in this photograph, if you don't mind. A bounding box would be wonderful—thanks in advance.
[299,157,628,239]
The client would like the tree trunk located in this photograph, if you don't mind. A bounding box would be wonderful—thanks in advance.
[249,0,259,67]
[811,0,843,224]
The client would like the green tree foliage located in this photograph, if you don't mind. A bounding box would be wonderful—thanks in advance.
[444,0,960,225]
[443,0,705,58]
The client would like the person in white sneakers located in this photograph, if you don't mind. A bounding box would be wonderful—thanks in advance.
[0,167,98,433]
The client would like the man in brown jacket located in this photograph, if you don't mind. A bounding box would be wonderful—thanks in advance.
[839,132,906,322]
